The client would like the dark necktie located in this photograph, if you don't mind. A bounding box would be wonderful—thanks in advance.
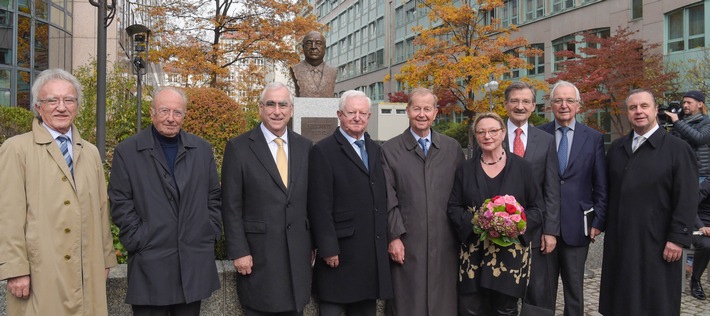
[418,138,428,157]
[57,135,73,175]
[354,139,368,171]
[558,126,570,174]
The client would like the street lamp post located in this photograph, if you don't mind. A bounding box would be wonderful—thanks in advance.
[483,75,499,112]
[88,0,115,161]
[126,24,151,133]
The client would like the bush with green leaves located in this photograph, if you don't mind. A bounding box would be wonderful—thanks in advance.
[0,106,34,145]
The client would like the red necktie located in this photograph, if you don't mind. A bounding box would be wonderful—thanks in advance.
[514,128,525,157]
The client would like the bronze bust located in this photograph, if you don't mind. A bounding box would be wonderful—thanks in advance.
[289,31,337,98]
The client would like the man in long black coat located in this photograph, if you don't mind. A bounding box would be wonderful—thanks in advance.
[308,90,393,316]
[222,82,313,315]
[109,87,222,315]
[599,89,698,316]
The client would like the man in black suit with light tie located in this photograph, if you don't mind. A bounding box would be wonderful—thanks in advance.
[221,82,313,315]
[308,90,393,316]
[503,81,560,310]
[538,81,607,316]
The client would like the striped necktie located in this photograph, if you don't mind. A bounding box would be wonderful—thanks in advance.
[57,135,73,175]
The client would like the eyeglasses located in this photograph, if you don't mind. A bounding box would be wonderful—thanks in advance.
[154,108,185,118]
[262,100,291,110]
[39,97,77,107]
[409,106,436,114]
[304,41,324,48]
[475,128,503,138]
[551,98,579,106]
[507,99,533,106]
[340,110,371,119]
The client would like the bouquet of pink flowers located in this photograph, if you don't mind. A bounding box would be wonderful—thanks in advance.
[471,195,527,247]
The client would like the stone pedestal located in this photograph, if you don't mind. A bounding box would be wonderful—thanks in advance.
[293,97,339,143]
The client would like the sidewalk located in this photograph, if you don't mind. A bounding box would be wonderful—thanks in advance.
[557,267,710,316]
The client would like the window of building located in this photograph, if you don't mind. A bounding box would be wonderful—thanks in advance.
[395,41,404,62]
[370,82,384,100]
[631,0,642,19]
[501,0,519,27]
[525,0,544,21]
[667,4,705,53]
[527,43,544,75]
[396,109,406,114]
[503,49,520,79]
[552,34,576,72]
[381,108,392,114]
[551,0,573,13]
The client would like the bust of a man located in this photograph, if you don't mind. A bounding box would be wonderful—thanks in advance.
[289,31,337,98]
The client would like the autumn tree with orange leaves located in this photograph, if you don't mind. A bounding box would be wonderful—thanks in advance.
[395,0,542,115]
[549,27,679,136]
[146,0,323,91]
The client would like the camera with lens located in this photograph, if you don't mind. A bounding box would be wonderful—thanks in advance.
[658,100,683,126]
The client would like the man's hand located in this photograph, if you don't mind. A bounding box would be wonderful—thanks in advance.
[590,228,602,243]
[665,111,679,123]
[7,275,30,299]
[323,255,339,268]
[234,255,253,275]
[105,268,110,279]
[663,241,683,262]
[388,238,405,265]
[700,227,710,236]
[541,234,557,254]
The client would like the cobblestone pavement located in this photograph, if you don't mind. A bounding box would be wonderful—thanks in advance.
[555,268,710,316]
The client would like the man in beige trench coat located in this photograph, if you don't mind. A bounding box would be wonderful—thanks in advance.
[0,68,117,316]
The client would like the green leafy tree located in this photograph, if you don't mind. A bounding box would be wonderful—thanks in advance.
[0,106,34,145]
[682,48,710,97]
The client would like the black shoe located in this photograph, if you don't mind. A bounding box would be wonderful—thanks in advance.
[691,278,706,300]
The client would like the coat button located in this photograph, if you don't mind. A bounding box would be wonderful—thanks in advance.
[374,208,378,212]
[64,200,70,205]
[376,235,380,239]
[64,228,71,233]
[560,180,565,184]
[287,224,292,229]
[64,255,71,260]
[61,176,68,182]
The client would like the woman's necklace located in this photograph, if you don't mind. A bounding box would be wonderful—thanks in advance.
[480,150,505,165]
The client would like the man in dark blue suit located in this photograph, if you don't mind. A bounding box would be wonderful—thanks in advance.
[538,81,607,316]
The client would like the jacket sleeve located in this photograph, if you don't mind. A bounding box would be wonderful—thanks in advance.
[667,140,699,247]
[447,163,474,243]
[381,148,406,241]
[206,146,222,241]
[108,144,147,253]
[307,144,340,257]
[221,140,250,259]
[0,139,31,280]
[542,136,561,236]
[672,118,710,146]
[94,148,118,268]
[591,132,609,231]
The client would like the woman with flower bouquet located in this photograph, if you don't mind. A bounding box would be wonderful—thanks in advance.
[447,112,544,315]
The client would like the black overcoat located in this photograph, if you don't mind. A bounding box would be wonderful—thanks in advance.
[307,129,393,303]
[221,127,313,313]
[108,126,222,305]
[599,128,698,316]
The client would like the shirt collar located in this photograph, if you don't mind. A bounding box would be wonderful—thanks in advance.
[42,123,73,141]
[554,119,576,131]
[409,128,431,144]
[633,123,660,140]
[260,123,288,144]
[339,127,363,144]
[507,120,528,136]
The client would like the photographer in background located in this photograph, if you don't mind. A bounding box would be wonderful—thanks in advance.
[666,91,710,182]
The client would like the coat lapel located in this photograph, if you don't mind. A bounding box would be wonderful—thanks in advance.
[566,122,588,171]
[334,129,369,174]
[249,128,288,194]
[402,128,426,161]
[33,119,76,191]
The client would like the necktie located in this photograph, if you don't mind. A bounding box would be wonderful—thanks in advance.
[354,139,369,171]
[57,135,73,175]
[513,128,525,157]
[418,138,429,157]
[274,138,288,187]
[558,126,570,174]
[632,136,645,153]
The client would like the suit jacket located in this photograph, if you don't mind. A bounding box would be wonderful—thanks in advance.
[221,126,313,313]
[503,123,561,247]
[308,129,393,303]
[289,60,337,98]
[0,119,117,316]
[109,126,222,305]
[539,121,607,246]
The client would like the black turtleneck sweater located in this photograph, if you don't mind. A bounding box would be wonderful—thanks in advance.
[152,126,180,187]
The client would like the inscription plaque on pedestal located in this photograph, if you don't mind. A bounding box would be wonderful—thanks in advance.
[301,117,338,143]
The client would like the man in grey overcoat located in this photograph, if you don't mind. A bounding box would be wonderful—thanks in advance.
[222,82,313,315]
[108,87,222,315]
[381,88,464,316]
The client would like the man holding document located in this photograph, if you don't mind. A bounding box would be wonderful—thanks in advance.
[538,81,607,316]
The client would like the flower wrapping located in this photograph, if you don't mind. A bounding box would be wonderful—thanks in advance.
[471,195,527,247]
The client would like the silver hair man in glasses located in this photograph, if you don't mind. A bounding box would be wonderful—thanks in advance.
[108,86,222,315]
[0,68,117,315]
